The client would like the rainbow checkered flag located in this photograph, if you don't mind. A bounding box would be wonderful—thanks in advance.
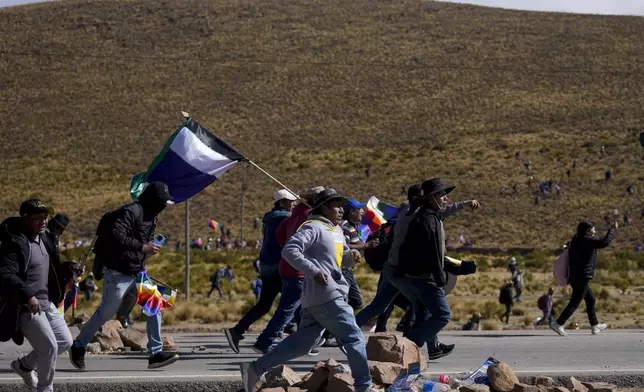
[136,270,177,316]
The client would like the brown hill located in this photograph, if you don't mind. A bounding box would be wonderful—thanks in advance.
[1,0,644,249]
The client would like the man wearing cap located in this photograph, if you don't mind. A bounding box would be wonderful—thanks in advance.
[70,182,178,371]
[397,179,478,360]
[250,186,325,355]
[240,189,375,392]
[0,199,79,392]
[225,189,298,352]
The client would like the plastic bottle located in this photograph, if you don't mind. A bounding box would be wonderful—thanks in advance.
[423,381,451,392]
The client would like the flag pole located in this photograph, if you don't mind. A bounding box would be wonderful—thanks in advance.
[246,160,300,199]
[182,110,191,301]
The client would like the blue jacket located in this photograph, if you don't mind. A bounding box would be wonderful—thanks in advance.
[259,208,291,273]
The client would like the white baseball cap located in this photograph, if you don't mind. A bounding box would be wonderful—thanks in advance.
[275,189,298,202]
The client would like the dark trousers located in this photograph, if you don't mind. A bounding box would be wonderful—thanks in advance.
[502,303,512,324]
[342,268,363,310]
[556,278,598,326]
[207,284,223,298]
[234,269,282,334]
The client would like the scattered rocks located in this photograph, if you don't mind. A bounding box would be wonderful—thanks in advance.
[327,371,354,392]
[580,382,616,392]
[566,378,589,392]
[264,365,302,388]
[459,385,490,392]
[513,383,540,392]
[534,377,555,388]
[487,363,520,392]
[93,320,124,351]
[368,361,404,385]
[119,328,148,351]
[299,361,329,392]
[287,387,307,392]
[86,342,102,354]
[366,334,428,370]
[549,388,570,392]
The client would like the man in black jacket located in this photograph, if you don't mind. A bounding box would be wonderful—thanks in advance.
[70,182,179,371]
[397,179,477,360]
[0,199,79,391]
[551,220,617,336]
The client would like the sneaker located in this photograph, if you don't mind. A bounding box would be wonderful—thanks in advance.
[69,345,87,371]
[11,359,37,389]
[251,343,268,355]
[427,343,455,360]
[240,362,260,392]
[591,323,608,335]
[322,337,340,347]
[284,323,297,334]
[550,322,568,336]
[148,352,180,369]
[339,344,348,356]
[308,347,320,356]
[225,328,242,354]
[314,336,326,348]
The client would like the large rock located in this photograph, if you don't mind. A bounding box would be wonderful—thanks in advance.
[459,385,490,392]
[299,362,329,392]
[327,371,354,392]
[487,363,519,392]
[86,342,102,354]
[92,320,124,351]
[287,388,306,392]
[366,334,428,370]
[163,336,179,352]
[265,365,302,388]
[580,382,616,392]
[119,328,148,351]
[534,377,555,388]
[369,361,404,385]
[566,378,589,392]
[513,384,540,392]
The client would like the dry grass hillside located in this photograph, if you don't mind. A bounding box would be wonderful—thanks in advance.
[2,0,644,250]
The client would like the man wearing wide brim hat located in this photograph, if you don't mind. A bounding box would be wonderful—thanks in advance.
[394,178,478,360]
[241,188,376,392]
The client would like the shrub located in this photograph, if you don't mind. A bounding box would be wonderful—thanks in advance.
[481,320,503,331]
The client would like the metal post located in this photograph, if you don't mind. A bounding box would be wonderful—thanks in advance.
[240,166,247,243]
[184,199,190,300]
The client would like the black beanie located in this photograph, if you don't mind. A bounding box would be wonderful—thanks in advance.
[576,221,594,237]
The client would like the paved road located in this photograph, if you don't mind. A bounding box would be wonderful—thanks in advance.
[0,330,642,391]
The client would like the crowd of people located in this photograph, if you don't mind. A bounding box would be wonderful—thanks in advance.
[0,174,621,392]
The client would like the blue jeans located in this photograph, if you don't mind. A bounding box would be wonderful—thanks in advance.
[403,278,451,351]
[255,277,303,351]
[73,268,163,355]
[253,297,372,392]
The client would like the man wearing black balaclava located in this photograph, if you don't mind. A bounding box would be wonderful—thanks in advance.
[70,182,179,371]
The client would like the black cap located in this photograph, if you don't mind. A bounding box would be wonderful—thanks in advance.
[20,199,54,217]
[143,182,174,203]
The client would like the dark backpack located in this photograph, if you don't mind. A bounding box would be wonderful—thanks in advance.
[92,203,142,280]
[364,223,395,272]
[537,295,549,311]
[499,286,513,305]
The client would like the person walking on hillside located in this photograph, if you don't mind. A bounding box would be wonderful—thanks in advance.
[499,281,514,324]
[207,268,223,299]
[70,182,179,371]
[395,179,478,360]
[251,187,325,355]
[240,189,376,392]
[535,287,555,327]
[550,221,617,336]
[225,189,298,353]
[508,257,518,277]
[0,200,81,392]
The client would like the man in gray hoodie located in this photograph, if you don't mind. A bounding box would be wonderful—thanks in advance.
[240,189,375,392]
